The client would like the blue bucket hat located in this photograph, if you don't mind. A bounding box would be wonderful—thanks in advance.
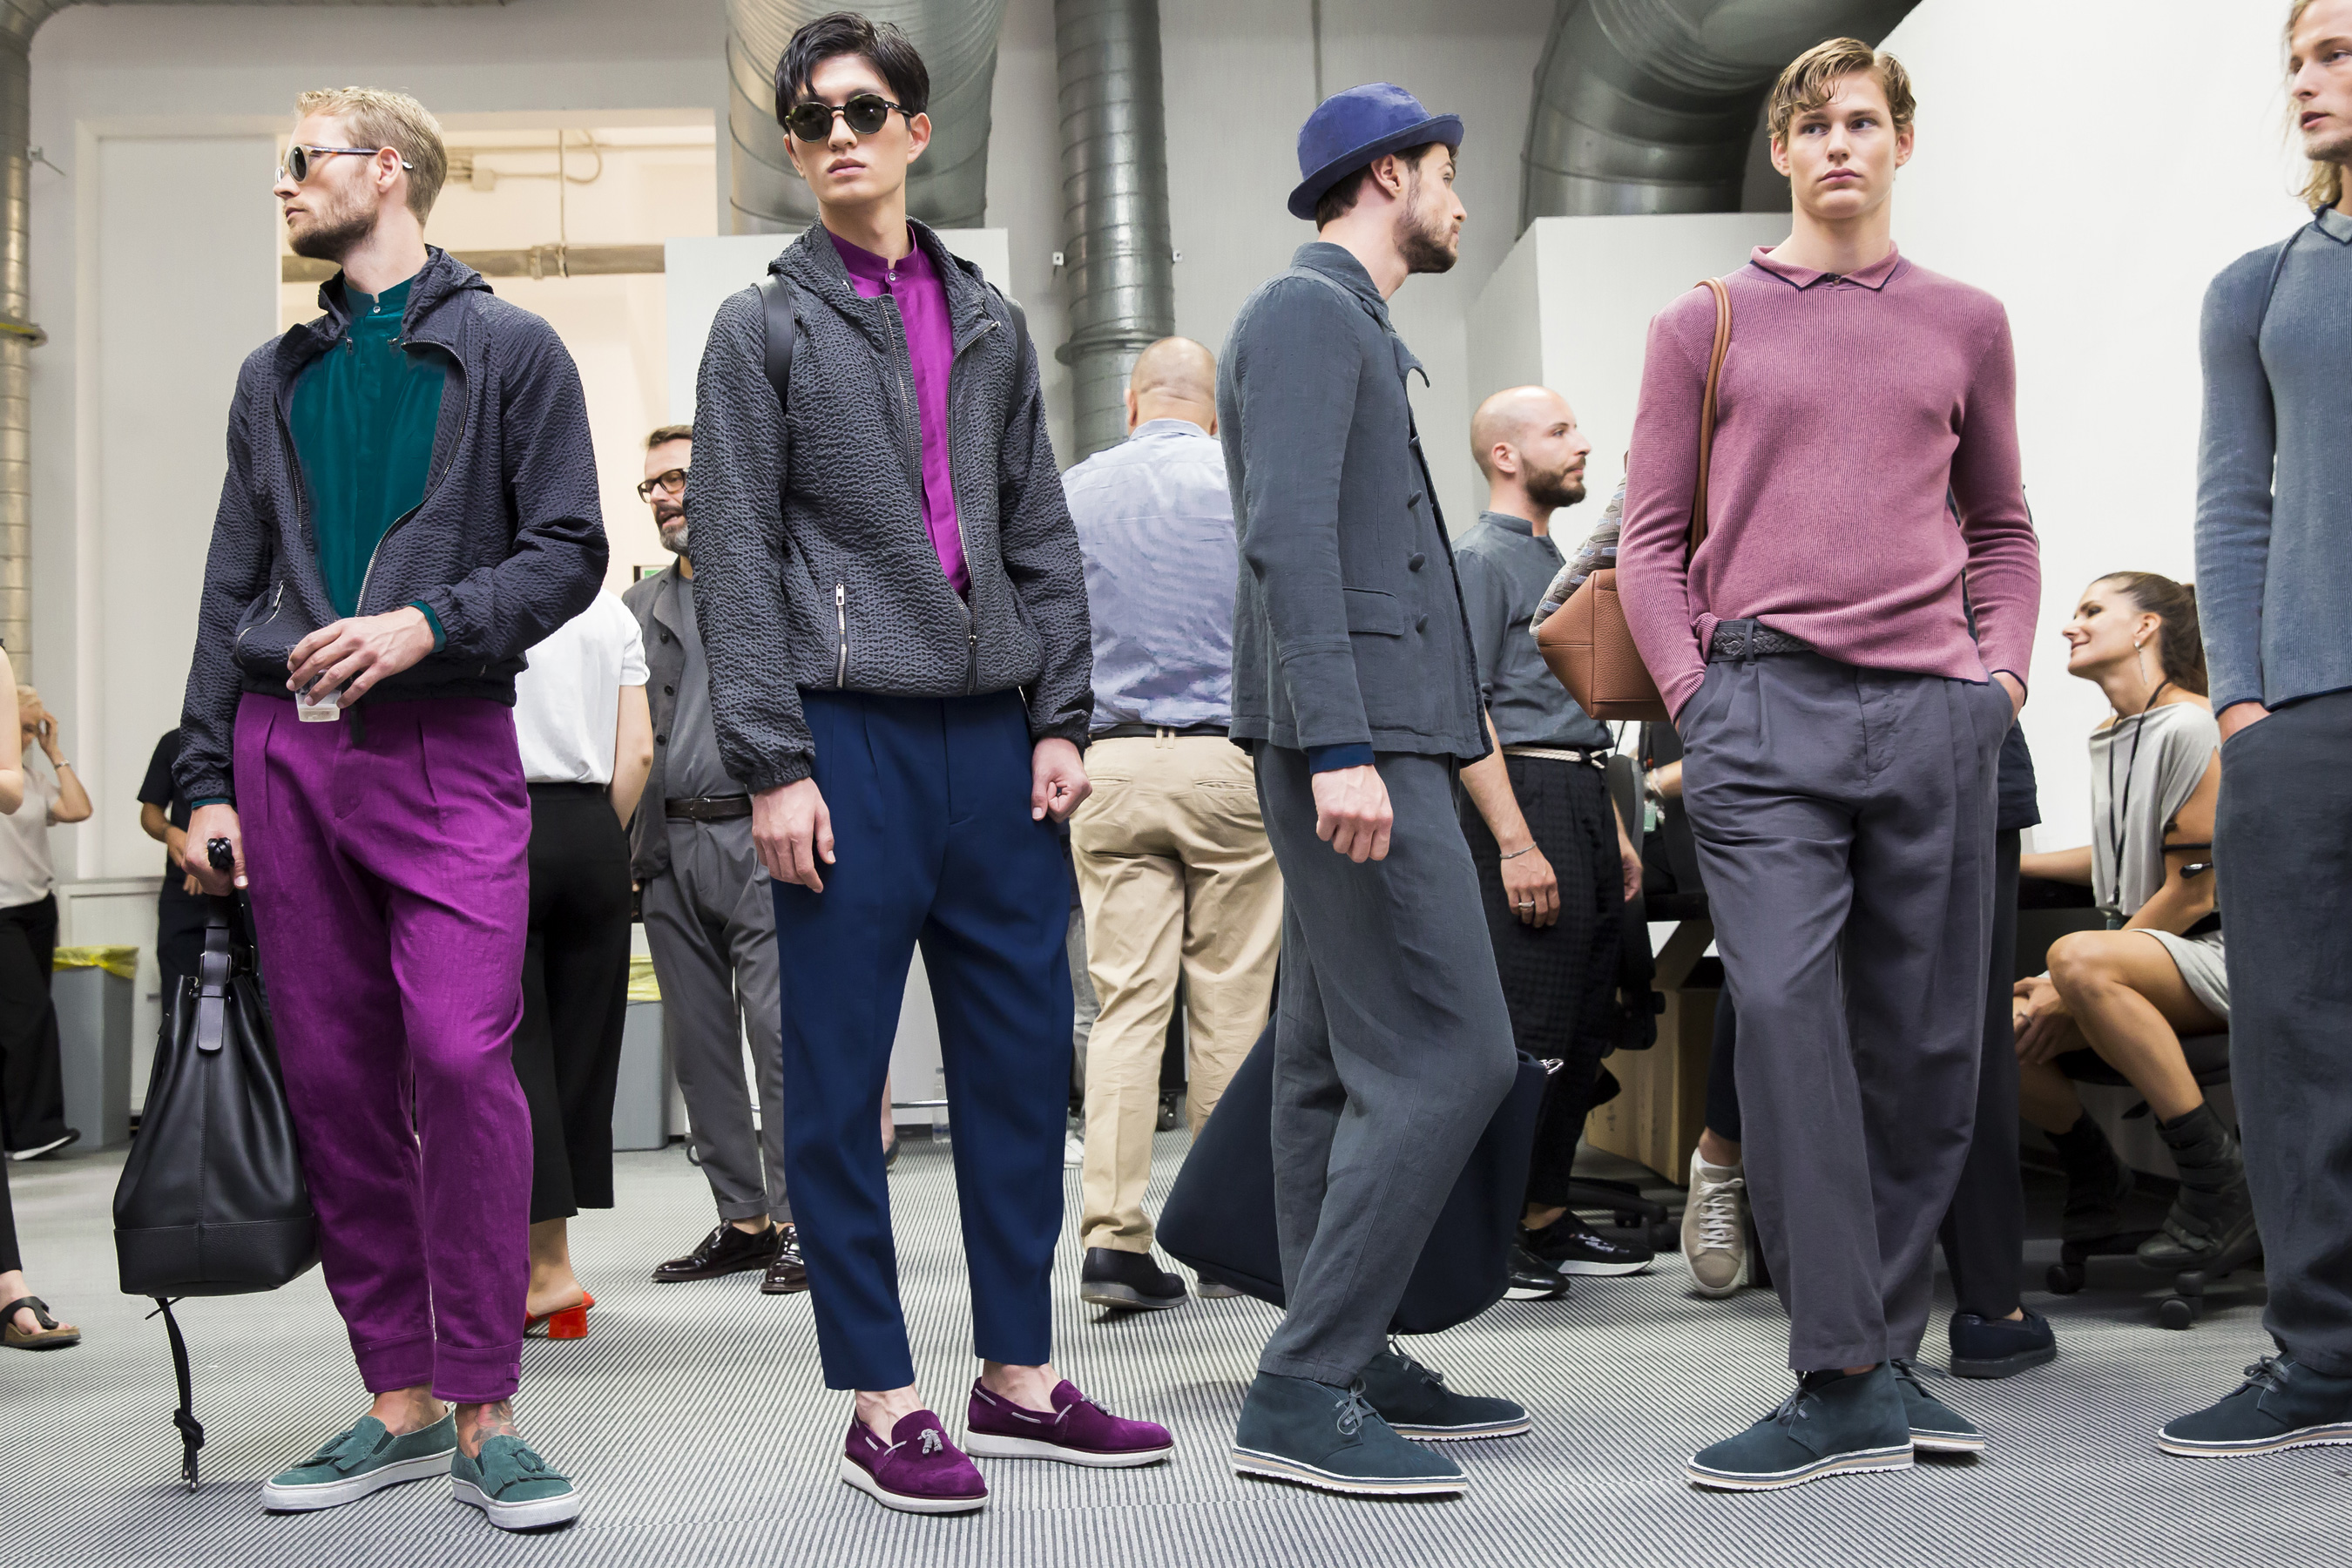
[1288,83,1464,222]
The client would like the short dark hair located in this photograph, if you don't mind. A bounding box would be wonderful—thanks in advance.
[1313,141,1443,227]
[774,10,930,125]
[645,423,693,450]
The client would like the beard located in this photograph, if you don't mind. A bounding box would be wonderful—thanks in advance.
[287,187,375,263]
[2305,118,2352,172]
[1395,175,1459,277]
[656,507,689,557]
[1526,463,1586,510]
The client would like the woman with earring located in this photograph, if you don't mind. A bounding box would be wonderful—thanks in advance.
[2011,573,2254,1280]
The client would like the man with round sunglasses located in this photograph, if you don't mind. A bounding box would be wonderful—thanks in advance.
[684,11,1169,1514]
[1218,84,1524,1499]
[179,87,602,1529]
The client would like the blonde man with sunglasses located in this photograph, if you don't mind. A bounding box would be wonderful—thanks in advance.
[179,86,602,1529]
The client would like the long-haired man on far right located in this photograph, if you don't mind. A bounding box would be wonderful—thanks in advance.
[1618,39,2038,1491]
[2167,0,2352,1459]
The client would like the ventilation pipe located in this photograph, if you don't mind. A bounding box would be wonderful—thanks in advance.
[1519,0,1923,226]
[0,0,495,680]
[1052,0,1172,463]
[727,0,1008,233]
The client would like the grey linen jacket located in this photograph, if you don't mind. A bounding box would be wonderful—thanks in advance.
[2194,206,2352,716]
[176,247,608,805]
[620,563,688,883]
[1216,242,1485,762]
[683,221,1092,793]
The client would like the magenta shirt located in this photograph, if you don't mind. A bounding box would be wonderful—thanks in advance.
[830,229,970,596]
[1618,245,2038,720]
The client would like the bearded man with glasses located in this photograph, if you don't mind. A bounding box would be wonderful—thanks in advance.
[179,87,602,1529]
[684,10,1170,1514]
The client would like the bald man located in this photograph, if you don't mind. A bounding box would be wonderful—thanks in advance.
[1456,387,1650,1288]
[1063,338,1282,1313]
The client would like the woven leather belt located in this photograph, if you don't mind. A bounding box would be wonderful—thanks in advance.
[666,794,753,822]
[1707,620,1814,661]
[1092,722,1230,740]
[1502,746,1608,767]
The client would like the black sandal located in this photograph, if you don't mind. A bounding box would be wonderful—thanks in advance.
[2,1295,81,1350]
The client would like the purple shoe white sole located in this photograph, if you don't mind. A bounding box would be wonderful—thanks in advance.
[963,1380,1174,1469]
[840,1411,989,1514]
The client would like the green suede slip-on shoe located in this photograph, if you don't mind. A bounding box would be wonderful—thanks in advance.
[452,1435,582,1531]
[1358,1343,1531,1440]
[1686,1366,1914,1492]
[260,1413,457,1512]
[1232,1372,1466,1497]
[2159,1355,2352,1457]
[1891,1359,1987,1454]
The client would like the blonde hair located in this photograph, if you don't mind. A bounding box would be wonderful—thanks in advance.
[2289,0,2348,211]
[294,86,448,221]
[1767,37,1916,147]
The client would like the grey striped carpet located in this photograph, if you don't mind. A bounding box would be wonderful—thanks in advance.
[0,1134,2330,1567]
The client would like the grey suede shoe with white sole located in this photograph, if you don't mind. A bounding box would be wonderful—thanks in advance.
[261,1413,457,1512]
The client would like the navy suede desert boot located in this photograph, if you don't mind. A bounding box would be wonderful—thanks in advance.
[1686,1364,1913,1491]
[1889,1358,1986,1453]
[1233,1373,1466,1497]
[2159,1355,2352,1457]
[1357,1343,1530,1440]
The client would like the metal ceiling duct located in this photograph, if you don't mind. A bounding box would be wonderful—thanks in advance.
[1053,0,1171,463]
[1519,0,1922,227]
[0,0,495,679]
[726,0,1008,233]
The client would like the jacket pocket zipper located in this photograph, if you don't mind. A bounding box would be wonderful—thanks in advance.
[234,581,287,652]
[835,583,849,687]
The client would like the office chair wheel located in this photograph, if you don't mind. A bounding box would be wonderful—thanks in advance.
[2046,1260,2085,1294]
[1613,1212,1645,1230]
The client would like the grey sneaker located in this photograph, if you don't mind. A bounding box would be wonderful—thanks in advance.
[1682,1150,1750,1297]
[451,1435,581,1531]
[260,1413,457,1512]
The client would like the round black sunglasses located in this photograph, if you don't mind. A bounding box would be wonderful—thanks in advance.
[784,93,911,145]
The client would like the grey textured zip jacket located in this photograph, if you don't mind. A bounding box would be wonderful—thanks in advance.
[684,222,1090,793]
[175,247,607,804]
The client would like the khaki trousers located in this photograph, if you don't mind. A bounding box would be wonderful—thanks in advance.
[1071,734,1282,1252]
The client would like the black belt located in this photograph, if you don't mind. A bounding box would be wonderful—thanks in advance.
[528,781,607,800]
[666,794,753,822]
[1707,620,1814,661]
[1092,722,1229,740]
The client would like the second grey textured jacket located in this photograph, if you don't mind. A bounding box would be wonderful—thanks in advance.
[1216,243,1485,762]
[685,222,1091,792]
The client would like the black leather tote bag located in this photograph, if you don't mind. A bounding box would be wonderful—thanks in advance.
[114,902,317,1487]
[1158,1020,1551,1335]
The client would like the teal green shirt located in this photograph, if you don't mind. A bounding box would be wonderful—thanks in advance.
[289,275,445,622]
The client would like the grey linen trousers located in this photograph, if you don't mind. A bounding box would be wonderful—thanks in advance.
[2214,689,2352,1375]
[1254,745,1518,1385]
[639,817,790,1224]
[1679,650,2010,1371]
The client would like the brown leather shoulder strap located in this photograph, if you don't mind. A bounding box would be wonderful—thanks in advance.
[1686,277,1732,559]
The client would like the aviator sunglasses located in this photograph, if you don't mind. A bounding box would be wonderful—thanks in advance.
[784,93,911,144]
[280,145,415,184]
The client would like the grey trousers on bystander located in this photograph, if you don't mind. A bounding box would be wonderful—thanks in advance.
[2214,688,2352,1376]
[1252,745,1518,1386]
[1679,645,2010,1373]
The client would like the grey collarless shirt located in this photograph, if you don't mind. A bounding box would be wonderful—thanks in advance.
[1452,509,1612,751]
[668,579,749,800]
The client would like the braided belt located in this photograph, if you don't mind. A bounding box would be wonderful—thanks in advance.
[1707,620,1814,661]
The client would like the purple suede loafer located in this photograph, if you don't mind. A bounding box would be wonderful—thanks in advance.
[838,1410,988,1514]
[963,1379,1175,1468]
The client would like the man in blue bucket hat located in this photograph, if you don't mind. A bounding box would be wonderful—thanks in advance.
[1217,84,1525,1498]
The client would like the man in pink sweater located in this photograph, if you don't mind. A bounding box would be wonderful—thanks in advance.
[1618,40,2038,1493]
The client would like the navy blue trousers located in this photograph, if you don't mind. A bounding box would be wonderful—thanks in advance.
[772,689,1071,1390]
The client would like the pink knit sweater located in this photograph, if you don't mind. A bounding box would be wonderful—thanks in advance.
[1617,246,2038,720]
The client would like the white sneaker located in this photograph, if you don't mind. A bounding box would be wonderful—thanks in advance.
[1064,1132,1085,1169]
[1682,1149,1751,1298]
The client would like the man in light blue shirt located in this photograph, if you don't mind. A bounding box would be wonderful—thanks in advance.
[1064,338,1281,1315]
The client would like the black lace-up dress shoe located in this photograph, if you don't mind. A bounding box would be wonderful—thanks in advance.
[652,1220,780,1282]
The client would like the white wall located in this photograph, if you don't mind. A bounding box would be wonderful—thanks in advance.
[1879,1,2308,846]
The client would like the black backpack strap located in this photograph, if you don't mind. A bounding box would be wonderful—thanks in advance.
[2259,220,2310,328]
[757,271,797,416]
[986,281,1031,430]
[148,1297,205,1490]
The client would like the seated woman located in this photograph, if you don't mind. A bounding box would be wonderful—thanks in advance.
[2013,572,2254,1277]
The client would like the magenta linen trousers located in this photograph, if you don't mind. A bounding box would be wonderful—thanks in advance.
[234,693,531,1402]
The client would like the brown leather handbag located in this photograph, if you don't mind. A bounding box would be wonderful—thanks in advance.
[1538,277,1732,722]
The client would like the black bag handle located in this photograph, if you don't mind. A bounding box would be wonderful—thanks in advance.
[194,912,233,1056]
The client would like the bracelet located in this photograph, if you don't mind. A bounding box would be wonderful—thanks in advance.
[1499,844,1535,861]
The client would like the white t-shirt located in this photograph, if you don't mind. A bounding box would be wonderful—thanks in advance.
[0,754,61,909]
[513,593,649,786]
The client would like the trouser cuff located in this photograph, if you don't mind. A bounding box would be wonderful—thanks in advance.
[354,1332,436,1396]
[432,1341,523,1405]
[1079,1227,1154,1254]
[2282,1339,2352,1379]
[1257,1349,1372,1386]
[713,1198,772,1223]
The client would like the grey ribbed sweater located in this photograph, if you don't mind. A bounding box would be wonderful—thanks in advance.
[2194,205,2352,715]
